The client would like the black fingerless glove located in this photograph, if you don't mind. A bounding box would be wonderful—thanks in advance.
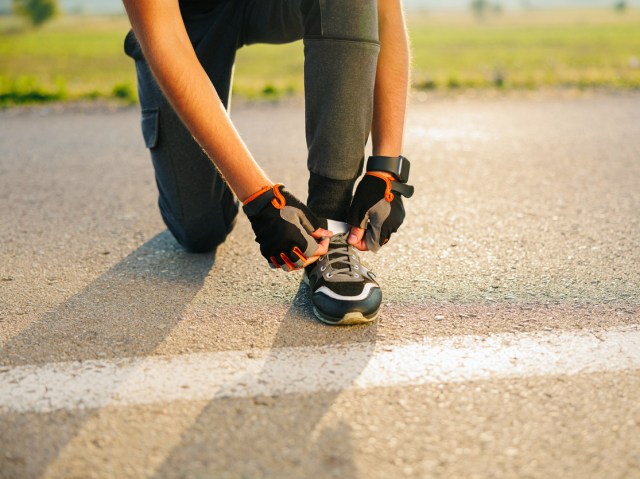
[243,184,326,271]
[347,172,414,252]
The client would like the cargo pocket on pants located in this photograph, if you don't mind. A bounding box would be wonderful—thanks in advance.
[141,108,159,149]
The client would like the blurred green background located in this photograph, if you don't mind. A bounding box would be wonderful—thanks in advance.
[1,1,639,106]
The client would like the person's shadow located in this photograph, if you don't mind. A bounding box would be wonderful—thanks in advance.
[0,231,216,478]
[153,282,378,478]
[1,229,377,478]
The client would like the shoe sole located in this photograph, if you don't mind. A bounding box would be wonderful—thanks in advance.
[313,307,379,326]
[303,273,379,326]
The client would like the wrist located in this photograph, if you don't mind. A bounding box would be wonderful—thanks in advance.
[366,155,410,184]
[240,181,275,204]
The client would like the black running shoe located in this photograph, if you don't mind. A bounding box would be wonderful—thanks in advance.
[303,233,382,325]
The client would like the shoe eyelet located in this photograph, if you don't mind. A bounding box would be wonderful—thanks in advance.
[351,255,356,260]
[354,273,360,278]
[353,265,359,270]
[326,273,333,278]
[320,266,326,272]
[319,256,325,261]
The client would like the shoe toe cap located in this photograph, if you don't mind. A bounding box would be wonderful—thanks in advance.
[312,286,382,320]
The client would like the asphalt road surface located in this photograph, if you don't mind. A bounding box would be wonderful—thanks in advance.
[1,92,639,478]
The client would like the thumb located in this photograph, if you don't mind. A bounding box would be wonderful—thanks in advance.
[348,226,367,250]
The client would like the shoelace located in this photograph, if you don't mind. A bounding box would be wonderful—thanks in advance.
[322,234,361,279]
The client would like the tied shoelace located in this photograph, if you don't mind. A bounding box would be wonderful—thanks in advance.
[322,234,361,279]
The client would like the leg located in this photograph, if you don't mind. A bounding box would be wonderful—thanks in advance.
[124,2,242,253]
[304,1,380,222]
[243,1,382,326]
[242,0,380,222]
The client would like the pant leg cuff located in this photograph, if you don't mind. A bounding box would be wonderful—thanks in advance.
[307,172,359,222]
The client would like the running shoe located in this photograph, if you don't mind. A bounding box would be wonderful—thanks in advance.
[303,233,381,325]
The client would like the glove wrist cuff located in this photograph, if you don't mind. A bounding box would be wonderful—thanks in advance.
[243,184,286,217]
[243,185,272,205]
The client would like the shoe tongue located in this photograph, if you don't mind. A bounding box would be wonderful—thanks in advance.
[329,232,349,246]
[328,233,352,271]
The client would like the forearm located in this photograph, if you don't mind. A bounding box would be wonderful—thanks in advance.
[372,0,410,157]
[123,0,271,202]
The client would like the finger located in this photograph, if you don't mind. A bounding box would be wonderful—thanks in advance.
[302,236,330,267]
[311,228,334,241]
[279,253,298,272]
[351,238,369,252]
[314,236,330,256]
[289,246,310,270]
[291,246,307,263]
[348,226,365,246]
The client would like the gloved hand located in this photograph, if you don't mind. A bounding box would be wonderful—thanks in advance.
[243,184,331,271]
[347,172,414,252]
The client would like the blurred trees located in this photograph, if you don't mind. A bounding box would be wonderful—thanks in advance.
[470,0,503,20]
[12,0,59,27]
[613,1,628,13]
[470,0,490,18]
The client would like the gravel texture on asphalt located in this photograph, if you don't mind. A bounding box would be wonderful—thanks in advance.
[0,93,639,478]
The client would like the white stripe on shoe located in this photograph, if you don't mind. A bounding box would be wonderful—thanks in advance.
[314,283,379,301]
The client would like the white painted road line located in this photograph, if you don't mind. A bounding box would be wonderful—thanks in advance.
[1,326,639,414]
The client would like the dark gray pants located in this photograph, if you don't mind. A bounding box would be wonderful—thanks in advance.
[125,0,380,253]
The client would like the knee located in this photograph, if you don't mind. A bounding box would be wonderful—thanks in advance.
[163,208,238,254]
[173,222,226,253]
[302,0,379,43]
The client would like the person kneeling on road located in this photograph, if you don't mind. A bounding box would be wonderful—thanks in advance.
[123,0,413,325]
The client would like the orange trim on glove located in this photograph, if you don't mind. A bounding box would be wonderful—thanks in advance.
[243,185,272,205]
[243,184,288,209]
[280,253,296,270]
[271,184,286,209]
[292,246,307,262]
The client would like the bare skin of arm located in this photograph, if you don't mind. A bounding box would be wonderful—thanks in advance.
[122,0,330,264]
[349,0,411,251]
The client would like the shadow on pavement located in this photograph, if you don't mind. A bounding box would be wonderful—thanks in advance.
[2,231,378,478]
[153,283,378,478]
[2,231,215,365]
[0,231,216,478]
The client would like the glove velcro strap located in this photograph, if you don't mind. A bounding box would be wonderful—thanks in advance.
[365,172,415,201]
[243,187,276,217]
[367,171,413,203]
[365,172,395,202]
[391,181,414,199]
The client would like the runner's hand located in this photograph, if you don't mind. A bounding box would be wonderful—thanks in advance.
[347,172,414,252]
[243,184,332,271]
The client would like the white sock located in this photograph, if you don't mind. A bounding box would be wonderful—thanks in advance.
[326,219,349,234]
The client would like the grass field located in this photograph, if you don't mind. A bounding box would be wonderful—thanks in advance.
[409,9,640,90]
[1,9,639,106]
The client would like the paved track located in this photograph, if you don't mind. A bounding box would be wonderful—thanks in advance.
[1,93,639,478]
